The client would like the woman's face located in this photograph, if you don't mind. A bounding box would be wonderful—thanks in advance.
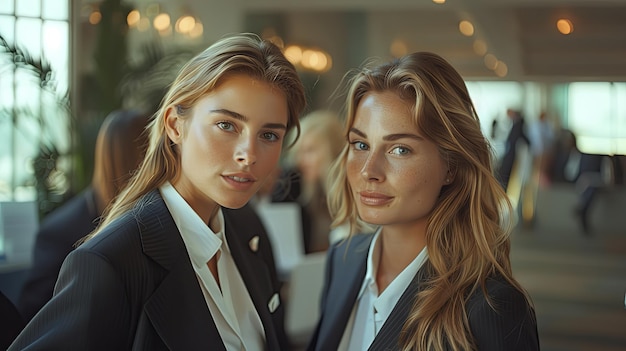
[166,74,289,221]
[346,91,449,231]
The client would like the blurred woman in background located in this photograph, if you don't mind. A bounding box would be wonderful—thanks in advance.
[17,109,149,322]
[287,110,347,252]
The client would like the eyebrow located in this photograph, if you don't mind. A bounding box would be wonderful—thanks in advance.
[211,109,287,130]
[348,127,423,141]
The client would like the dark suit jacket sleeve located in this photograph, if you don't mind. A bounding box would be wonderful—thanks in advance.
[9,248,132,351]
[467,279,540,351]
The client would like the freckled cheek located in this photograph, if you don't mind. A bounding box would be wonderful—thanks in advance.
[390,165,422,188]
[346,154,363,184]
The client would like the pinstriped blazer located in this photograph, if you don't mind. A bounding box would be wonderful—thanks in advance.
[307,234,540,351]
[9,189,288,351]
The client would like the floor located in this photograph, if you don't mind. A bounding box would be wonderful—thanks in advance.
[511,184,626,351]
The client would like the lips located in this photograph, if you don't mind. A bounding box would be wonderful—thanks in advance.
[227,175,253,183]
[358,191,393,206]
[222,173,257,190]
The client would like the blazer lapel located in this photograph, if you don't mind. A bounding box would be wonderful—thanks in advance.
[139,190,226,351]
[223,206,283,350]
[316,234,373,351]
[368,261,433,351]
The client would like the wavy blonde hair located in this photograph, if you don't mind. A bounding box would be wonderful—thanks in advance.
[83,33,306,242]
[327,52,529,350]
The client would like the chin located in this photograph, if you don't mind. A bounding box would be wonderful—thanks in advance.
[357,213,386,226]
[217,196,253,210]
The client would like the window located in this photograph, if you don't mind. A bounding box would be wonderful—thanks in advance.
[0,0,70,203]
[568,82,626,155]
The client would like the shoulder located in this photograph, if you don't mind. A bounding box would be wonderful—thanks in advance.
[330,232,372,252]
[467,275,531,316]
[77,190,173,260]
[466,275,539,350]
[325,232,373,268]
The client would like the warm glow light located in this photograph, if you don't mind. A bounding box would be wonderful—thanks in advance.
[127,10,140,27]
[301,50,319,70]
[557,19,574,35]
[284,45,303,65]
[484,53,498,70]
[433,0,446,4]
[459,20,474,36]
[176,15,196,34]
[390,39,408,58]
[285,45,331,72]
[473,39,487,55]
[323,53,333,72]
[189,22,203,39]
[89,10,101,25]
[153,13,170,31]
[494,61,508,77]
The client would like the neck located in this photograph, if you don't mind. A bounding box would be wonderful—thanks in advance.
[208,206,220,233]
[376,224,426,293]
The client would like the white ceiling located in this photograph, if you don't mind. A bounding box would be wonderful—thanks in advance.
[240,0,626,81]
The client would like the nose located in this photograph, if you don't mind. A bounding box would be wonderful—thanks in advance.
[235,137,257,166]
[360,151,384,182]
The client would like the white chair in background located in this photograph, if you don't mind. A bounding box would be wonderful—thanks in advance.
[284,251,327,348]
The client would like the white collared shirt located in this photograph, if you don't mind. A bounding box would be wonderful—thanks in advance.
[160,182,265,351]
[338,228,429,351]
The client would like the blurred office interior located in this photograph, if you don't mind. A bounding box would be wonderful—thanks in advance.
[1,0,625,350]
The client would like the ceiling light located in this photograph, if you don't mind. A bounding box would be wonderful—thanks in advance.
[459,20,474,36]
[556,19,574,35]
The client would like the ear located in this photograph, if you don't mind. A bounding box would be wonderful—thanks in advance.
[164,106,183,144]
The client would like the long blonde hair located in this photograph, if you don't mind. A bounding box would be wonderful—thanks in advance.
[327,52,529,350]
[84,33,306,242]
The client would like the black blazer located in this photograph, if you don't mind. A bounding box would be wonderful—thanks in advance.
[308,234,540,351]
[9,189,288,351]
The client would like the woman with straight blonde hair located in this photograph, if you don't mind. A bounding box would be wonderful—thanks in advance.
[10,33,306,351]
[308,52,539,351]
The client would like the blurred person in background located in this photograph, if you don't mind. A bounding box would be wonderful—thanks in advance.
[529,111,556,187]
[9,33,306,351]
[549,128,580,184]
[497,108,531,191]
[286,110,348,253]
[308,52,539,351]
[17,109,149,323]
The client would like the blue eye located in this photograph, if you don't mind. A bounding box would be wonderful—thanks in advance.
[350,141,368,151]
[262,131,280,142]
[390,146,410,155]
[217,121,235,131]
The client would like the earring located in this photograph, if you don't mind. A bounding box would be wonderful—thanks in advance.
[445,178,450,183]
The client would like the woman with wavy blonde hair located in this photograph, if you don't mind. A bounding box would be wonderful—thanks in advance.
[10,33,306,351]
[308,52,539,351]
